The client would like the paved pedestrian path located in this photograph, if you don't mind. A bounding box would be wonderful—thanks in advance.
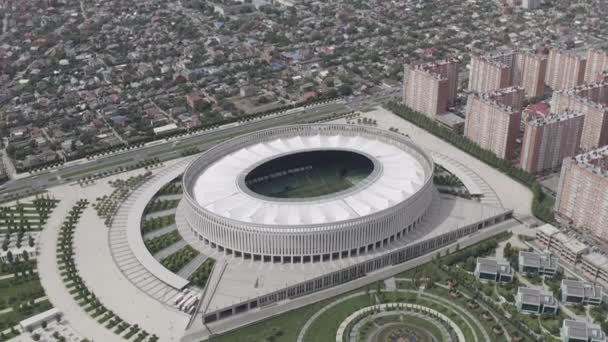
[0,269,37,281]
[383,277,396,291]
[177,254,208,280]
[37,196,122,342]
[156,194,183,201]
[144,208,177,220]
[143,224,177,240]
[154,240,187,261]
[296,288,488,342]
[0,296,47,315]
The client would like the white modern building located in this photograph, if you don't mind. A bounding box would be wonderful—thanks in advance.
[515,287,559,315]
[561,279,603,305]
[519,251,560,276]
[181,124,436,263]
[561,319,606,342]
[474,257,513,282]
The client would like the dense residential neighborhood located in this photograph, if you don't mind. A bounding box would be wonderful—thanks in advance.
[1,0,607,171]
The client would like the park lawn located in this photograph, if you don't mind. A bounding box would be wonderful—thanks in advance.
[0,299,52,331]
[415,295,480,342]
[0,260,36,277]
[540,311,567,336]
[211,299,331,342]
[303,294,373,342]
[0,276,46,310]
[371,315,443,342]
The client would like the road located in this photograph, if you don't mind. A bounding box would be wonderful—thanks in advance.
[0,100,356,198]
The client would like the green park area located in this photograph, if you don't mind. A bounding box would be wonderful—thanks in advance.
[207,232,542,342]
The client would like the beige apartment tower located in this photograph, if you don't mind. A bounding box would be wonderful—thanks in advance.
[545,49,586,91]
[468,55,513,93]
[465,93,521,160]
[469,51,546,98]
[519,52,547,98]
[520,112,584,174]
[555,147,608,240]
[402,60,459,118]
[551,81,608,151]
[584,48,608,83]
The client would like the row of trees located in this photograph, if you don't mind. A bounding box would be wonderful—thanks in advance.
[93,172,152,226]
[386,101,554,222]
[57,200,158,342]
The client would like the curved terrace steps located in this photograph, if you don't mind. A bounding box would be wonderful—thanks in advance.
[108,159,199,308]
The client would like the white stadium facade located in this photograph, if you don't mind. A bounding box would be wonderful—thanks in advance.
[110,123,515,335]
[181,124,435,263]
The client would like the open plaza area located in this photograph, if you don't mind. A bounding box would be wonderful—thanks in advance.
[0,104,605,342]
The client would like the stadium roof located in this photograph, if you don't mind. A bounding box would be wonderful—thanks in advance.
[192,133,427,225]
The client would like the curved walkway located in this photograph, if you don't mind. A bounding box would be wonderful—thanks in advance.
[431,152,502,208]
[108,158,198,306]
[66,166,189,341]
[336,303,462,342]
[37,196,125,342]
[297,289,488,342]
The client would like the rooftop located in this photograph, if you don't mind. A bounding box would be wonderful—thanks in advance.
[562,319,606,341]
[190,125,432,226]
[517,286,558,307]
[527,111,584,126]
[519,250,559,269]
[476,257,512,275]
[573,145,608,176]
[583,253,608,269]
[561,279,603,299]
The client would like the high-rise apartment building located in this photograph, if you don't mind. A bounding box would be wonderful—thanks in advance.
[519,52,547,98]
[545,49,586,91]
[469,51,546,98]
[551,81,608,150]
[468,54,513,93]
[555,146,608,240]
[584,48,608,83]
[522,0,541,9]
[488,86,526,111]
[465,92,521,159]
[402,59,460,118]
[520,112,584,174]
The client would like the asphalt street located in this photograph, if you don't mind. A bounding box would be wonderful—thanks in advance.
[0,101,349,198]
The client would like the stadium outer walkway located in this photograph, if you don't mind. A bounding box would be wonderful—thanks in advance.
[37,193,123,342]
[39,164,190,342]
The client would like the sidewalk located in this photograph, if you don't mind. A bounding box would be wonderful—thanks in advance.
[37,195,123,342]
[0,296,48,315]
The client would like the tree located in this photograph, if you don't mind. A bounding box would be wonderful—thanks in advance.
[503,242,513,259]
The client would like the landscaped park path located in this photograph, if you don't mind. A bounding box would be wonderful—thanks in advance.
[296,288,489,342]
[38,164,190,342]
[37,193,121,342]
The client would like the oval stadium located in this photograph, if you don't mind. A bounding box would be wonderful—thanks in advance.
[180,124,435,263]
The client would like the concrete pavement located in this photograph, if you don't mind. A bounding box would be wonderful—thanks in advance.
[37,193,121,342]
[183,219,521,341]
